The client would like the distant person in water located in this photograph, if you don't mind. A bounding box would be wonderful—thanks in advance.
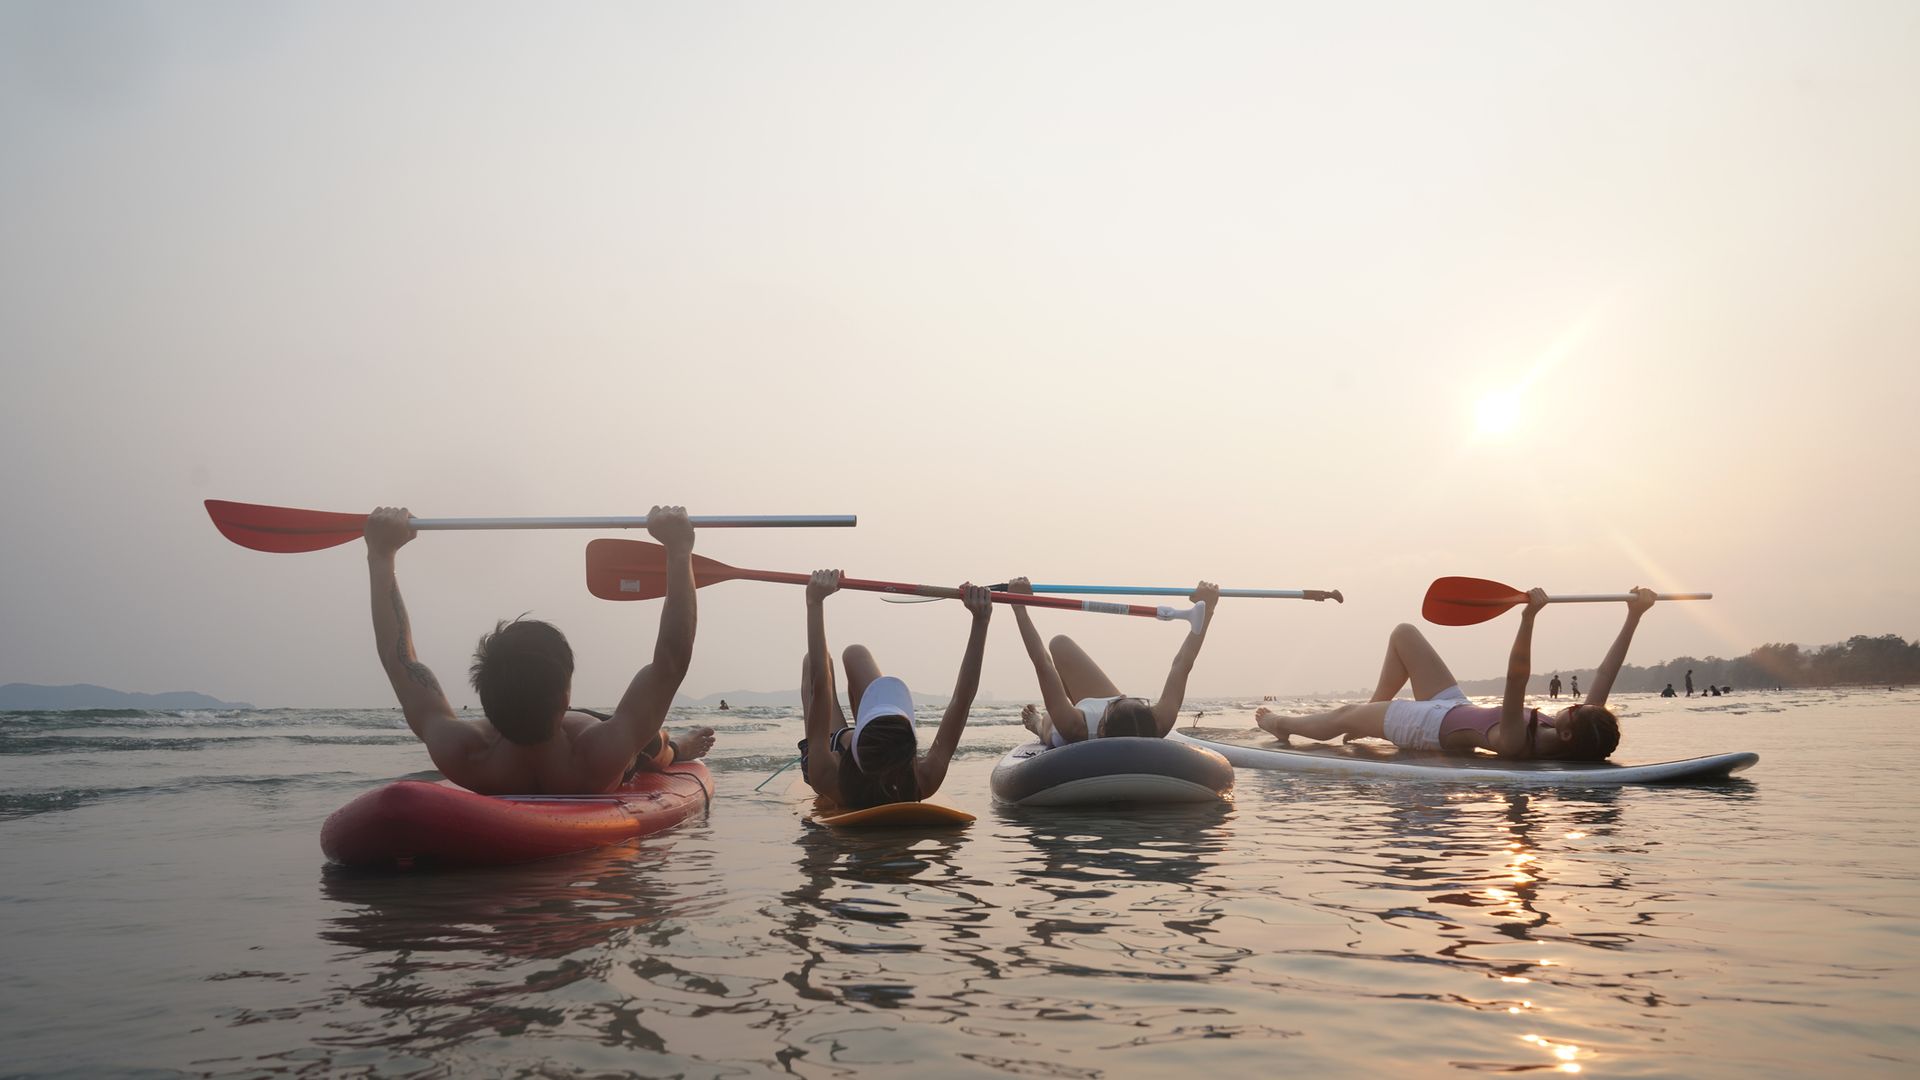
[1570,674,1579,697]
[798,570,991,810]
[1686,669,1695,697]
[718,699,729,711]
[1662,683,1677,697]
[362,506,714,796]
[1549,673,1562,699]
[1014,576,1223,745]
[1255,587,1661,761]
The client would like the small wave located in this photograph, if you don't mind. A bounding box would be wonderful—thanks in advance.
[0,732,418,755]
[278,733,419,746]
[0,772,374,820]
[704,752,806,774]
[0,734,225,754]
[0,707,165,714]
[952,742,1014,760]
[0,709,410,735]
[0,789,97,818]
[964,714,1032,728]
[0,707,166,721]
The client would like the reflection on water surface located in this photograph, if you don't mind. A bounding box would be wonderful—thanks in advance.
[1,693,1913,1077]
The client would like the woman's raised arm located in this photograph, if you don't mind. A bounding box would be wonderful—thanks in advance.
[918,584,992,796]
[1006,578,1085,741]
[1497,588,1549,755]
[1584,587,1656,707]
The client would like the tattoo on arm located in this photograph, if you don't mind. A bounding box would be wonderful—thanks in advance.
[389,589,443,693]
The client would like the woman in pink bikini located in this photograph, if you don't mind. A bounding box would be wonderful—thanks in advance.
[1255,587,1658,761]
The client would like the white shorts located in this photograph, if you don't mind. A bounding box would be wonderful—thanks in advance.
[1382,686,1468,751]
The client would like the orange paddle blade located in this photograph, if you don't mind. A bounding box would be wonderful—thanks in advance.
[206,500,369,553]
[586,539,759,600]
[1422,576,1527,626]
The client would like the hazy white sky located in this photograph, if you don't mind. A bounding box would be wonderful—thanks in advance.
[2,2,1915,707]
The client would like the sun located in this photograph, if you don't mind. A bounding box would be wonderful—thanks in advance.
[1475,388,1522,438]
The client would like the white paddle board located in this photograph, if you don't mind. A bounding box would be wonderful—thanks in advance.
[1169,730,1756,786]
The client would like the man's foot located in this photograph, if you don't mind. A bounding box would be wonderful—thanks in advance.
[1253,706,1292,743]
[1021,704,1044,737]
[672,726,716,762]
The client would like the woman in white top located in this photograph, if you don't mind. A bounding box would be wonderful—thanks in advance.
[1011,576,1222,746]
[798,570,992,809]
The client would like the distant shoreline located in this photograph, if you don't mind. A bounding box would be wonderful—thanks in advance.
[0,683,253,711]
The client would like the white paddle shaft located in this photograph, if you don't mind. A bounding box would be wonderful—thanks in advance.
[1033,584,1335,599]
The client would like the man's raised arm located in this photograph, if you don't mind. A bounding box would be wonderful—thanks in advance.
[364,507,474,767]
[591,507,698,771]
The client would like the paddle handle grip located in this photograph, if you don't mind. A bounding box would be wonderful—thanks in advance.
[1158,602,1208,634]
[411,514,856,530]
[1547,592,1713,604]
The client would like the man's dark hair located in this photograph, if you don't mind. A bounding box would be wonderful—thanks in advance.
[1099,697,1158,738]
[469,617,573,746]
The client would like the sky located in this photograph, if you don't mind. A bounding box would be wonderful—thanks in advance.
[2,1,1915,708]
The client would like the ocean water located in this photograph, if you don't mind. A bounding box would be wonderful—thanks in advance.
[1,688,1916,1078]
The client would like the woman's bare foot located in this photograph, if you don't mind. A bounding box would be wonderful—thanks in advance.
[1021,704,1044,737]
[672,726,716,761]
[1253,706,1292,743]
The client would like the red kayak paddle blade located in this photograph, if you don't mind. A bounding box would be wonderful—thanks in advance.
[586,538,746,601]
[1422,576,1526,626]
[205,500,369,553]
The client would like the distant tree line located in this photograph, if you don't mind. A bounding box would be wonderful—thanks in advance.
[1458,634,1920,695]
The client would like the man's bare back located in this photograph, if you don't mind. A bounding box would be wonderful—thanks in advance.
[363,504,715,796]
[414,711,717,795]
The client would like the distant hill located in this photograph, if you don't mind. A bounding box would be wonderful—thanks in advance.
[1453,633,1920,696]
[0,683,254,711]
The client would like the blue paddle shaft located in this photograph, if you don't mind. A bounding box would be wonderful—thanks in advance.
[1030,584,1324,600]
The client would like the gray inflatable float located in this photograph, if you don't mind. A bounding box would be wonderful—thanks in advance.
[990,737,1234,806]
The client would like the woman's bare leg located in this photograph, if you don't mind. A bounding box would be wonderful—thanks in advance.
[1046,635,1123,703]
[799,653,846,797]
[1256,701,1391,742]
[802,650,850,729]
[1370,623,1461,702]
[842,644,883,718]
[1257,624,1454,742]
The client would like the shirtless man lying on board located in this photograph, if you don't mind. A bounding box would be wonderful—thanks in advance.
[363,505,712,795]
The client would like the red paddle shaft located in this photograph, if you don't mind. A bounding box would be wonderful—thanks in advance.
[585,539,1207,629]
